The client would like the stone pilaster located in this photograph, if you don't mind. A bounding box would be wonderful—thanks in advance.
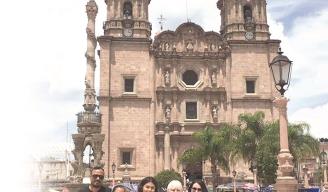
[164,125,171,170]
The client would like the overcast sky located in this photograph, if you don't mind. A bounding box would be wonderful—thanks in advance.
[0,0,328,190]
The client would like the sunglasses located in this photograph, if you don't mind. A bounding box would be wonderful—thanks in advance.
[192,188,202,192]
[92,174,104,180]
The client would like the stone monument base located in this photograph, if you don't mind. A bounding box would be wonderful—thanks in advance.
[275,177,298,192]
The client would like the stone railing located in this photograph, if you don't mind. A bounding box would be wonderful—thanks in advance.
[77,111,101,125]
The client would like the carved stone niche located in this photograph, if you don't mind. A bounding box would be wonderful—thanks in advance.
[211,105,219,121]
[186,40,194,52]
[164,70,170,86]
[211,70,217,87]
[164,105,171,122]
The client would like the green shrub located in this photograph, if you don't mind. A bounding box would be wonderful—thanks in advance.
[154,170,182,189]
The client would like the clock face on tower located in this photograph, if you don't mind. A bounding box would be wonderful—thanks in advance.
[245,31,254,40]
[123,28,133,37]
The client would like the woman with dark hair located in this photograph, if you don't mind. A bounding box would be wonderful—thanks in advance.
[138,177,159,192]
[188,180,208,192]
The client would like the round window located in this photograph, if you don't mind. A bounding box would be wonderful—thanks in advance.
[182,70,198,85]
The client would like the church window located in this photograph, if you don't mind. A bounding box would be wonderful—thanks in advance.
[244,5,253,23]
[119,148,134,166]
[123,1,133,19]
[124,78,134,92]
[246,80,256,93]
[183,70,198,85]
[186,102,197,119]
[122,151,131,164]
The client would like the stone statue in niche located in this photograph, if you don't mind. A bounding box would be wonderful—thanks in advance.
[212,106,218,119]
[211,71,217,86]
[164,42,170,51]
[210,43,216,51]
[186,42,194,52]
[164,70,170,85]
[165,106,171,121]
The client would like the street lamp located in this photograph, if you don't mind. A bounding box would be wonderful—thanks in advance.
[251,161,258,186]
[320,150,328,190]
[182,162,187,192]
[269,48,293,96]
[270,48,297,192]
[303,165,309,188]
[232,170,237,192]
[112,162,116,186]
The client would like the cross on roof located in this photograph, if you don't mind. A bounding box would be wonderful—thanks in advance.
[157,14,166,31]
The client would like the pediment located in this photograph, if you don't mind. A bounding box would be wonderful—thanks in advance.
[153,22,229,55]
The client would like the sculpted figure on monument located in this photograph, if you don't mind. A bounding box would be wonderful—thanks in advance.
[211,72,217,85]
[164,70,170,85]
[165,106,171,120]
[212,106,218,119]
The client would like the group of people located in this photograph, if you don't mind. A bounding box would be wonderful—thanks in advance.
[72,166,208,192]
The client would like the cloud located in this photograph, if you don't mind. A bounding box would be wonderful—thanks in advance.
[289,102,328,138]
[284,8,328,100]
[269,7,328,138]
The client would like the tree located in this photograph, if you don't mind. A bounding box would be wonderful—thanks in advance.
[179,125,239,187]
[287,122,320,165]
[255,121,279,185]
[255,121,319,185]
[235,112,319,185]
[154,170,182,190]
[236,111,266,171]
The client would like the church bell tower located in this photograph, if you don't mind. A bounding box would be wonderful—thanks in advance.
[217,0,270,41]
[103,0,151,38]
[98,0,155,178]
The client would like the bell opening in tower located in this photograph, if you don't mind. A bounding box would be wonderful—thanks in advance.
[123,1,133,19]
[243,5,253,23]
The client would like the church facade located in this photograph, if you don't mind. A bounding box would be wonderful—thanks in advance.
[94,0,281,181]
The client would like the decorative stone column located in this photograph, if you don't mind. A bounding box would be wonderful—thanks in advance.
[274,96,298,192]
[172,141,179,170]
[84,0,98,112]
[158,142,164,171]
[164,125,171,170]
[71,0,105,182]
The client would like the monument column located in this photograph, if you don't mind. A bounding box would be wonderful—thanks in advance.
[84,0,98,111]
[71,0,104,181]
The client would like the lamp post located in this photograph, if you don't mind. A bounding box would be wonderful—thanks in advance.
[320,150,328,190]
[252,161,258,186]
[182,162,187,192]
[112,162,116,186]
[232,170,237,192]
[303,165,309,188]
[270,48,297,192]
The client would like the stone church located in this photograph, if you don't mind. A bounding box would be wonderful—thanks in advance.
[72,0,281,182]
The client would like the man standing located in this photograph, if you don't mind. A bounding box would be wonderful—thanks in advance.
[80,166,110,192]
